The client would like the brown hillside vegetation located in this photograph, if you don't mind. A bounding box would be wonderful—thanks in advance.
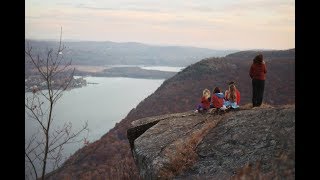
[47,49,294,179]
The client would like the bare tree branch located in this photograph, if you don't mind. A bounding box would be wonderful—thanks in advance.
[25,152,38,179]
[25,28,89,180]
[25,50,47,81]
[53,68,75,102]
[25,134,37,151]
[48,122,88,154]
[25,104,47,132]
[26,139,43,155]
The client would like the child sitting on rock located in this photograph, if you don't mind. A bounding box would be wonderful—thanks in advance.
[210,87,225,109]
[224,84,240,109]
[195,88,211,113]
[224,81,241,105]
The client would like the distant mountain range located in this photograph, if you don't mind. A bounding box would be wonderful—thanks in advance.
[225,48,295,60]
[25,40,237,67]
[46,48,295,179]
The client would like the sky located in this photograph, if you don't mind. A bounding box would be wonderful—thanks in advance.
[25,0,294,50]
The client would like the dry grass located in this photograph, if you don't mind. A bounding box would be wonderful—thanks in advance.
[158,115,223,179]
[240,103,254,110]
[231,162,266,180]
[240,103,274,110]
[231,152,294,180]
[258,103,275,108]
[280,104,295,109]
[158,141,198,178]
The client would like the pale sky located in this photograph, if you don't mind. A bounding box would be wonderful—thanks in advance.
[25,0,294,50]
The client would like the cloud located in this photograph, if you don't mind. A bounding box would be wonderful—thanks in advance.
[74,2,165,13]
[189,6,214,12]
[75,4,114,11]
[25,16,42,19]
[25,0,294,49]
[55,2,75,6]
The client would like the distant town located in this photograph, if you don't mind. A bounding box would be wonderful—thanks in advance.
[25,65,178,93]
[25,75,87,93]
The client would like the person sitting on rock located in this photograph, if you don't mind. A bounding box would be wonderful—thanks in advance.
[195,88,211,113]
[224,84,240,109]
[210,87,225,109]
[224,81,240,105]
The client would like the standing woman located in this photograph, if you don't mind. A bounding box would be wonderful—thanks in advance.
[250,54,267,107]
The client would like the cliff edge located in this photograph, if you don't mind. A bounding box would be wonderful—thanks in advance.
[127,105,295,179]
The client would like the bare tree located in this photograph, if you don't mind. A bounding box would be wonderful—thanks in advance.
[25,28,89,180]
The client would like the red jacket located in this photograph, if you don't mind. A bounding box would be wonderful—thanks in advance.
[211,94,224,108]
[201,96,211,109]
[225,90,241,105]
[250,62,267,80]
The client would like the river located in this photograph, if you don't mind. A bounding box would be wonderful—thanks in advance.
[25,66,182,175]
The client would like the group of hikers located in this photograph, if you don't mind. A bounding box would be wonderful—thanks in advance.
[195,53,267,113]
[195,81,240,113]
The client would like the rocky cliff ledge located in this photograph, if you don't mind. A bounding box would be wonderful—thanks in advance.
[127,105,295,179]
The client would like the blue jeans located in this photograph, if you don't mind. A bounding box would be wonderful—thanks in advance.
[224,101,239,109]
[196,103,207,111]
